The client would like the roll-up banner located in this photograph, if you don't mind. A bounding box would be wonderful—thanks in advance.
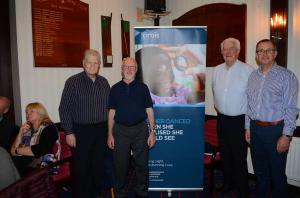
[134,27,207,193]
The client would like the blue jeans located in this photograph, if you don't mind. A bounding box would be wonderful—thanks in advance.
[250,120,289,198]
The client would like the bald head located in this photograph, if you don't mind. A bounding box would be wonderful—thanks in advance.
[122,57,137,67]
[0,96,10,116]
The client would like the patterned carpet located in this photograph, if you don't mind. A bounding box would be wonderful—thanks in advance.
[59,165,300,198]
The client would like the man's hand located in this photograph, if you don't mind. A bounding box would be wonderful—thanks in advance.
[277,135,291,153]
[245,128,251,144]
[66,133,76,147]
[107,134,115,149]
[148,132,156,148]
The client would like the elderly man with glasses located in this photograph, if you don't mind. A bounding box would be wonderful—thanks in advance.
[107,57,155,198]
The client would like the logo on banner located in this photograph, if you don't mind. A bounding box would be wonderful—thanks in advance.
[142,31,160,39]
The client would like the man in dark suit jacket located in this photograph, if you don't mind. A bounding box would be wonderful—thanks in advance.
[0,96,19,152]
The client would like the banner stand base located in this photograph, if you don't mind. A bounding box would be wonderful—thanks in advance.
[167,190,172,197]
[149,188,204,197]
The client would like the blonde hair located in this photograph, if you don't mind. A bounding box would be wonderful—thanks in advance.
[26,102,52,124]
[83,49,101,65]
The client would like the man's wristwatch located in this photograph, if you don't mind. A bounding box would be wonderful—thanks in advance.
[284,134,293,140]
[150,129,156,135]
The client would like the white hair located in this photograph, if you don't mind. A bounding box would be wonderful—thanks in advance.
[220,37,241,51]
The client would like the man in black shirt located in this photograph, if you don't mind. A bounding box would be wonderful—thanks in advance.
[59,49,110,198]
[0,96,18,152]
[107,57,156,198]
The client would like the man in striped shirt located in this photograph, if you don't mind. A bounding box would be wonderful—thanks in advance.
[245,39,299,198]
[59,49,110,198]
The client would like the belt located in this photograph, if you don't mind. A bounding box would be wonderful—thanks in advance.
[116,120,146,127]
[218,113,245,118]
[254,120,283,126]
[73,121,107,127]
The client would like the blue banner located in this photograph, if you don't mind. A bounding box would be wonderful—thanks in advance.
[149,105,205,189]
[134,27,207,191]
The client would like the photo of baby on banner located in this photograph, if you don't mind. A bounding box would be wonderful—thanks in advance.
[135,44,206,104]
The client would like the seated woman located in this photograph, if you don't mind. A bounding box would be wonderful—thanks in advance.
[10,102,59,176]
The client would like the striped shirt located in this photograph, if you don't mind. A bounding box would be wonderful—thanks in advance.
[245,64,299,135]
[59,71,110,134]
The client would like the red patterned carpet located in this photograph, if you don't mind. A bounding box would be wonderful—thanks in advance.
[59,167,300,198]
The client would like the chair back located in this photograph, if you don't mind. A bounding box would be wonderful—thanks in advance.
[0,168,57,198]
[204,119,218,147]
[50,131,72,182]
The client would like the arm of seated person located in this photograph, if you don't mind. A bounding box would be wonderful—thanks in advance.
[11,122,31,156]
[13,146,34,156]
[31,125,58,158]
[12,125,58,157]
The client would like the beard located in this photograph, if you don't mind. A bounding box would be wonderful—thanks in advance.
[123,74,136,83]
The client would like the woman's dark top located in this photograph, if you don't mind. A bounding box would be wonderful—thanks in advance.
[13,124,58,176]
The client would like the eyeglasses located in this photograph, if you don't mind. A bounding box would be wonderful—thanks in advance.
[86,61,100,66]
[122,65,136,70]
[256,48,276,55]
[222,47,237,53]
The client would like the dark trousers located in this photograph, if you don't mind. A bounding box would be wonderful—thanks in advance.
[72,122,107,198]
[112,122,149,198]
[217,113,249,197]
[250,120,288,198]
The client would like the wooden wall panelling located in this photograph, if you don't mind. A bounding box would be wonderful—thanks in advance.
[0,0,15,121]
[173,3,246,67]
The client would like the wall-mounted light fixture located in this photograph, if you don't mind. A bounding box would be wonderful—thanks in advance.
[270,13,286,28]
[270,0,288,67]
[270,13,286,41]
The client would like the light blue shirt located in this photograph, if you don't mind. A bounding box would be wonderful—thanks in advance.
[212,60,254,116]
[245,64,299,135]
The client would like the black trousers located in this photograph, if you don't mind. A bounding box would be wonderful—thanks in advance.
[217,113,249,197]
[112,121,149,198]
[72,122,107,198]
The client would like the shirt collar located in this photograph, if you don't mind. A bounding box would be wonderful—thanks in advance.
[224,60,239,70]
[81,71,99,82]
[122,78,137,86]
[258,63,278,76]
